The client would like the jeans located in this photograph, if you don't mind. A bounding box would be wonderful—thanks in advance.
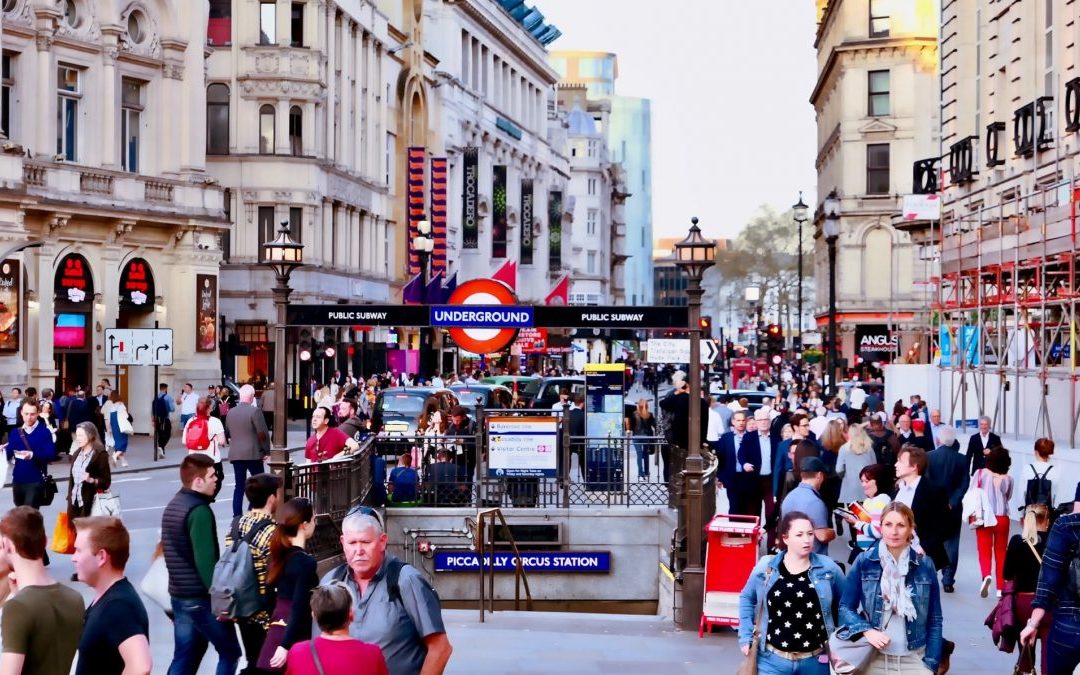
[866,651,932,674]
[757,648,829,674]
[180,413,194,430]
[168,597,241,675]
[231,460,266,517]
[1047,614,1080,675]
[941,529,961,586]
[12,482,45,509]
[633,441,649,477]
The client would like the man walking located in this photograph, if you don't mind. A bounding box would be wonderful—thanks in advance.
[152,383,175,460]
[224,385,270,517]
[927,427,969,592]
[72,516,152,675]
[779,456,835,554]
[178,383,198,429]
[161,454,241,675]
[966,415,1001,475]
[5,400,57,508]
[0,506,85,674]
[893,445,950,571]
[224,474,280,675]
[718,410,754,515]
[321,510,452,675]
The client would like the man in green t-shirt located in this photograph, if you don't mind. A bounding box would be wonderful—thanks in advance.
[0,506,84,675]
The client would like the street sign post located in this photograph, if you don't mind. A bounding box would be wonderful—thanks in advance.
[645,338,718,365]
[104,328,174,366]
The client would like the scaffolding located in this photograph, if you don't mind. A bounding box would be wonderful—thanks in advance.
[934,174,1080,444]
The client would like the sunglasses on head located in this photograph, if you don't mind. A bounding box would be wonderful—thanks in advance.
[345,504,385,530]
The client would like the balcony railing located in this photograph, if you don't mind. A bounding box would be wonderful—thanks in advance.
[144,180,174,203]
[23,163,46,188]
[80,170,114,196]
[912,157,939,194]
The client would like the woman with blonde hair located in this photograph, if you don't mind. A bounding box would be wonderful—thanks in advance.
[1003,503,1051,674]
[629,398,656,481]
[837,424,876,504]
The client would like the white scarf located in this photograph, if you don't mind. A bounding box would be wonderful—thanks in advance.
[877,541,917,622]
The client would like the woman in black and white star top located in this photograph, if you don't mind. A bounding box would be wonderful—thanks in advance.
[739,511,846,674]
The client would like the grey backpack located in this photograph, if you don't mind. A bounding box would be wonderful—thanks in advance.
[210,517,273,621]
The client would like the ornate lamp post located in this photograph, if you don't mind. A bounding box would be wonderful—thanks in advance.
[413,219,435,380]
[823,191,841,397]
[263,220,305,454]
[792,192,809,351]
[673,216,715,628]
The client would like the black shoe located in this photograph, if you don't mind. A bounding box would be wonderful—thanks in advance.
[943,584,955,593]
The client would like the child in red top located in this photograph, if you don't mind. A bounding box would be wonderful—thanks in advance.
[285,585,387,675]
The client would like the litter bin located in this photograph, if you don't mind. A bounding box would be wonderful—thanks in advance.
[585,445,624,491]
[700,514,761,637]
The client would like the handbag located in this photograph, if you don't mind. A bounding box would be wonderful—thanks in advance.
[140,550,172,615]
[117,408,134,436]
[735,566,774,675]
[50,512,75,554]
[15,428,57,506]
[828,628,878,674]
[90,491,122,517]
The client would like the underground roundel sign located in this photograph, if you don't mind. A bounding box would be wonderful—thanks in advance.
[446,279,519,354]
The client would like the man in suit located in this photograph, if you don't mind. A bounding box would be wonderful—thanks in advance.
[927,426,970,592]
[659,382,708,483]
[751,409,776,529]
[966,415,1001,475]
[718,410,760,516]
[224,384,270,517]
[893,444,950,571]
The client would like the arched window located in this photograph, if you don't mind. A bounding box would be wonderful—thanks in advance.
[289,105,302,156]
[259,104,275,154]
[206,84,229,154]
[864,228,893,299]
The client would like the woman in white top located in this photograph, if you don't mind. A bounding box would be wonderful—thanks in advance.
[182,397,227,501]
[973,446,1014,599]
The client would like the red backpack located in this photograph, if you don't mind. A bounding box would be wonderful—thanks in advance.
[185,417,211,451]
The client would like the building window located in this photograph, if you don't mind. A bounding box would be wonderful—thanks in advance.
[587,252,597,275]
[259,0,276,45]
[207,0,231,46]
[206,84,229,154]
[56,65,80,161]
[587,178,596,195]
[868,70,889,116]
[587,140,597,158]
[259,104,275,154]
[289,206,303,243]
[258,206,275,261]
[62,0,79,28]
[869,0,889,38]
[586,208,597,235]
[866,143,890,195]
[236,322,268,343]
[1,52,12,139]
[1044,0,1053,96]
[120,78,142,172]
[289,105,302,155]
[221,188,232,262]
[385,132,393,186]
[291,3,305,47]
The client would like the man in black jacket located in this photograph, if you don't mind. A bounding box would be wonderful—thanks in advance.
[927,426,969,592]
[658,382,709,482]
[966,415,1001,475]
[893,445,950,571]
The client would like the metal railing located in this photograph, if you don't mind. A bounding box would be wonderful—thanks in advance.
[476,508,533,621]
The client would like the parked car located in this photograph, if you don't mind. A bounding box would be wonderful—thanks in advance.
[449,383,514,412]
[717,389,776,414]
[520,377,586,409]
[370,387,459,435]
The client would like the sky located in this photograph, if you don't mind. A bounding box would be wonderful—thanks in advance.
[536,0,820,242]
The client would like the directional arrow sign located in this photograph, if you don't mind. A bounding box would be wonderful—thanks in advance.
[646,338,719,365]
[104,328,174,366]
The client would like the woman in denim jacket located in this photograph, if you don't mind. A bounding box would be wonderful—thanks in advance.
[836,502,944,674]
[738,511,846,674]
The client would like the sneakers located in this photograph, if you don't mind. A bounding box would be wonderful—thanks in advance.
[996,590,1003,599]
[980,575,993,598]
[156,448,165,460]
[120,455,129,468]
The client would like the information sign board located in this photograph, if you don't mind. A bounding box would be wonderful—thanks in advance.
[486,415,558,477]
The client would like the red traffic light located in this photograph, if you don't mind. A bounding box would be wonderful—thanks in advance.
[767,324,782,336]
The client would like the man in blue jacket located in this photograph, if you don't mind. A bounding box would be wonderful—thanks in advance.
[4,399,56,508]
[927,426,968,593]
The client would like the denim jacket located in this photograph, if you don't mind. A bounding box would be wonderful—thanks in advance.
[836,545,943,672]
[738,552,845,651]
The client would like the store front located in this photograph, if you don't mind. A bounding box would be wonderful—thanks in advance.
[53,253,94,393]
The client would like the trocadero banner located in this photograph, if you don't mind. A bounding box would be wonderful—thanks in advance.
[462,147,479,249]
[520,179,534,265]
[548,190,562,270]
[492,165,508,258]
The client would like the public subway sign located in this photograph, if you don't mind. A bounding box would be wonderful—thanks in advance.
[433,551,611,573]
[286,304,690,329]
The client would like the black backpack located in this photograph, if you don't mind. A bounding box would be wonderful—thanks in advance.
[1024,464,1054,509]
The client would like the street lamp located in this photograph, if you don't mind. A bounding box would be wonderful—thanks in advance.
[792,192,808,351]
[673,216,715,629]
[263,220,305,453]
[823,191,841,398]
[412,220,435,381]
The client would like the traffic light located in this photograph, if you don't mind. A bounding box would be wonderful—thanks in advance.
[766,323,784,356]
[699,315,712,337]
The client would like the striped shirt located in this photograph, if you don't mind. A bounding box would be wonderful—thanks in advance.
[1033,513,1080,619]
[224,510,275,627]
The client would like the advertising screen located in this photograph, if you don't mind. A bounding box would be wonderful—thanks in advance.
[54,313,87,349]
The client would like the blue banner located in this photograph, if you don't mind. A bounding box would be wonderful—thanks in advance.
[939,325,981,366]
[430,306,534,328]
[433,551,611,573]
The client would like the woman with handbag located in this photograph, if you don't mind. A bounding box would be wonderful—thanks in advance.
[974,447,1014,598]
[104,392,132,468]
[258,497,319,673]
[65,422,111,577]
[836,502,944,674]
[630,398,656,481]
[737,510,846,674]
[1003,503,1051,674]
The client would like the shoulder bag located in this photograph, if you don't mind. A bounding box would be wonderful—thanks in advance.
[829,628,877,674]
[309,640,327,675]
[17,428,57,506]
[735,566,774,675]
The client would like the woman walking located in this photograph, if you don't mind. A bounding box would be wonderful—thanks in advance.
[839,463,893,564]
[1003,503,1051,674]
[737,511,845,674]
[259,497,320,673]
[630,399,656,481]
[104,392,132,468]
[1020,438,1057,510]
[837,502,944,674]
[836,424,876,534]
[973,446,1014,598]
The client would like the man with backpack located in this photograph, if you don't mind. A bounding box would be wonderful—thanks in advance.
[218,474,280,675]
[320,509,452,675]
[162,454,241,675]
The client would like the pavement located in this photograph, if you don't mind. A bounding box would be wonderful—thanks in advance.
[0,424,1035,674]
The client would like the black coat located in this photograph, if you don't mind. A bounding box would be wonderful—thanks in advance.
[927,445,970,536]
[966,432,1001,475]
[659,393,709,451]
[898,478,951,570]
